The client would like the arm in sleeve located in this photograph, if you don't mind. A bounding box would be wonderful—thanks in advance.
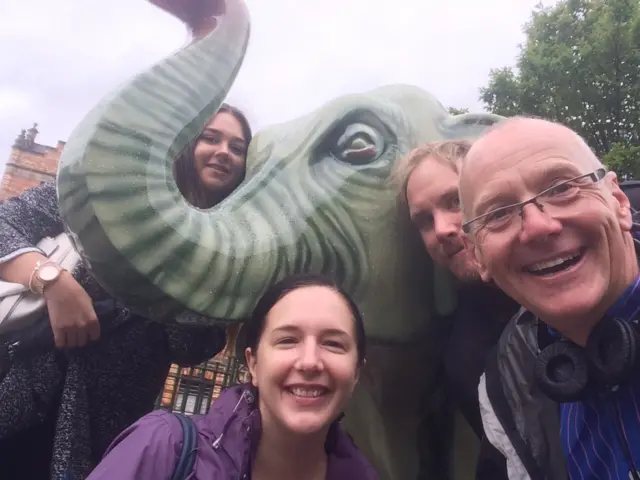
[87,411,180,480]
[0,182,64,264]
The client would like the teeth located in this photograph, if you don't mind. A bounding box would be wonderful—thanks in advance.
[290,387,325,398]
[529,252,579,272]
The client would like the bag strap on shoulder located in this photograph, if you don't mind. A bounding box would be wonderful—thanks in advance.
[485,347,546,480]
[171,412,198,480]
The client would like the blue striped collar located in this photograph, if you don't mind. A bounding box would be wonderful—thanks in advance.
[607,275,640,322]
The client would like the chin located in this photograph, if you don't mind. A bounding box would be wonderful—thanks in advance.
[284,414,332,436]
[528,291,602,324]
[447,255,479,282]
[202,178,225,190]
[450,264,481,283]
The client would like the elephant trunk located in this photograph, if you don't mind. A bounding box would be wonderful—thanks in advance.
[57,0,254,322]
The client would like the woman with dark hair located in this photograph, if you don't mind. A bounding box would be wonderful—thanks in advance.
[0,105,252,480]
[174,103,252,208]
[88,273,378,479]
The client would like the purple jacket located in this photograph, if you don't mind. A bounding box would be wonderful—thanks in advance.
[87,384,379,479]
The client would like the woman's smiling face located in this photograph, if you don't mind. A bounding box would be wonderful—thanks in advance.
[193,111,247,195]
[246,285,361,436]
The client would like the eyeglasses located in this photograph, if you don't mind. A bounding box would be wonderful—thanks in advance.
[462,168,607,243]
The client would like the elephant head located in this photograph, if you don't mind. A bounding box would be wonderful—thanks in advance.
[56,1,504,478]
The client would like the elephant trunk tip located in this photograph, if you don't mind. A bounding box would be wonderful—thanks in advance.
[149,0,226,37]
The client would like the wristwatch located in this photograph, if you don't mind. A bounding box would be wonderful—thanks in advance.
[30,262,64,296]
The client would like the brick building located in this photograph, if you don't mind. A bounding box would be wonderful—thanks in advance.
[0,123,65,201]
[1,125,244,414]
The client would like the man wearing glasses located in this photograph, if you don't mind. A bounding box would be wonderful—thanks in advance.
[460,116,640,480]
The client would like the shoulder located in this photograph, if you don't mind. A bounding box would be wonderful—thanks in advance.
[0,181,60,220]
[88,410,188,479]
[15,182,56,203]
[106,409,184,454]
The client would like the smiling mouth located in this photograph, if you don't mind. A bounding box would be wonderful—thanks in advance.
[525,247,586,276]
[286,386,329,398]
[206,163,230,175]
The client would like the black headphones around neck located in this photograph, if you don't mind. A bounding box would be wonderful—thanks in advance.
[534,316,640,403]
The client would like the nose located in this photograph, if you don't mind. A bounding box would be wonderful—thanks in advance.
[518,202,562,244]
[295,340,323,373]
[215,141,232,161]
[433,211,459,241]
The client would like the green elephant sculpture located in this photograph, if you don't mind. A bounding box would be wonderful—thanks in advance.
[56,0,504,478]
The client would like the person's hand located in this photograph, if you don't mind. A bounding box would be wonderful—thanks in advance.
[43,271,101,348]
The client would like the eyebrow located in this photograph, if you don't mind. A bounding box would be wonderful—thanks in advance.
[473,190,514,217]
[438,187,459,206]
[472,162,583,215]
[201,127,246,145]
[270,325,351,338]
[409,208,432,223]
[409,186,458,219]
[535,162,582,182]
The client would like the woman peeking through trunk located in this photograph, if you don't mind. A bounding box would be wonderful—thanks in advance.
[0,104,253,480]
[87,273,379,480]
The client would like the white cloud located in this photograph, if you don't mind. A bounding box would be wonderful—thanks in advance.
[0,0,558,175]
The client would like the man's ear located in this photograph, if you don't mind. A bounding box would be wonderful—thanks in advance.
[462,234,492,282]
[245,347,258,388]
[608,171,633,232]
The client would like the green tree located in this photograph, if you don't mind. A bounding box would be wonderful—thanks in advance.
[603,142,640,180]
[480,0,640,166]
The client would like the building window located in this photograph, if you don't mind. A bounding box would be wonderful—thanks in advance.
[155,357,248,415]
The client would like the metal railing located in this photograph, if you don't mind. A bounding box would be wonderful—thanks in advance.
[154,355,250,415]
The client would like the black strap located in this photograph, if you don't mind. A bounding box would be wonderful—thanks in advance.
[484,348,547,480]
[171,413,198,480]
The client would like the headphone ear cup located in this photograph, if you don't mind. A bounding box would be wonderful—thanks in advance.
[586,317,639,386]
[534,341,589,403]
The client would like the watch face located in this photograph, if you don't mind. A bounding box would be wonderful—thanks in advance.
[39,265,60,282]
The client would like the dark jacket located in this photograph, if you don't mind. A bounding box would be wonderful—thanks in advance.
[0,182,226,480]
[88,384,379,479]
[480,309,567,480]
[444,282,520,480]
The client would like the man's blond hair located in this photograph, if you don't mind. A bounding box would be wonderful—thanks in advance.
[390,139,473,206]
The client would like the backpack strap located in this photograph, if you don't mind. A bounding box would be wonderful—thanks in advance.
[485,347,546,480]
[171,413,198,480]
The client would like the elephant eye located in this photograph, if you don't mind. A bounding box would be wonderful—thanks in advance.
[331,123,385,165]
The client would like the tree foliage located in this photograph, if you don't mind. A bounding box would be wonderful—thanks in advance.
[480,0,640,171]
[603,142,640,180]
[447,107,470,115]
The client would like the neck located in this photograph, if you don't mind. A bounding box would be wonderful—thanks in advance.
[551,237,639,346]
[204,190,225,208]
[253,414,328,480]
[190,187,225,209]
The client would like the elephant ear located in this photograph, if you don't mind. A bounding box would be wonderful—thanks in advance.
[440,112,505,139]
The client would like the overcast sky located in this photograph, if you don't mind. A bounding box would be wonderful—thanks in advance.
[0,0,558,178]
